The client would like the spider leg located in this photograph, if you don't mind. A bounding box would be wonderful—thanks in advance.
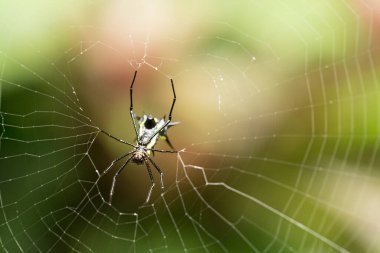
[99,129,136,148]
[147,157,164,190]
[148,148,177,154]
[168,78,176,121]
[109,156,133,204]
[102,150,134,176]
[164,136,175,150]
[159,133,176,150]
[129,70,139,138]
[146,78,177,144]
[144,159,155,204]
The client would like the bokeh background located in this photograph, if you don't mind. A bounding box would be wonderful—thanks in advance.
[1,0,380,252]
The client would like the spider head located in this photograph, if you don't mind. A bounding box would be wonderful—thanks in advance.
[132,150,145,165]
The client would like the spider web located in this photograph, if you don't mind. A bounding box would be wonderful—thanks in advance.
[1,0,380,252]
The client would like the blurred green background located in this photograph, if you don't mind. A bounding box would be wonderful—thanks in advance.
[1,0,380,252]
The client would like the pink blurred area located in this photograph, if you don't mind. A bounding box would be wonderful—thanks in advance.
[355,0,380,40]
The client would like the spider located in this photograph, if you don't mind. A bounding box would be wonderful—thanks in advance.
[99,71,178,204]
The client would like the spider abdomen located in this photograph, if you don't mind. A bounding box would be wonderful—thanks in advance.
[137,115,166,147]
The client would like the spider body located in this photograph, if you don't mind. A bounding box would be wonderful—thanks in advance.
[100,71,178,204]
[131,146,146,165]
